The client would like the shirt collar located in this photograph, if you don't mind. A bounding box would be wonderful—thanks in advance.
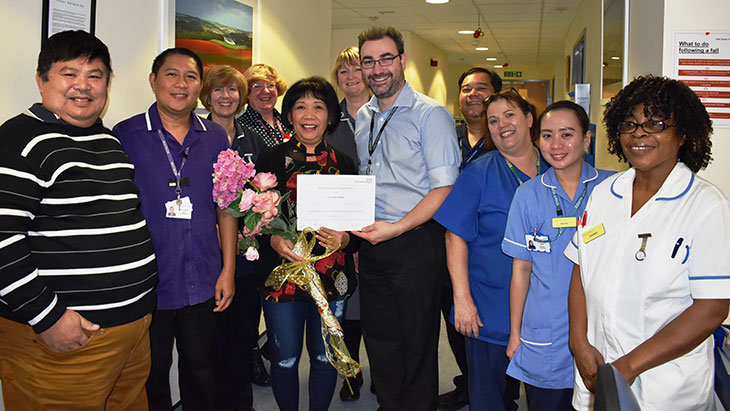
[541,161,599,189]
[144,102,207,133]
[366,81,414,114]
[26,103,103,127]
[609,161,694,201]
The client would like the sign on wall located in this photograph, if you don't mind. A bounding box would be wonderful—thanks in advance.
[672,31,730,128]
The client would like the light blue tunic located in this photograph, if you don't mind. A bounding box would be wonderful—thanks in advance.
[501,161,612,388]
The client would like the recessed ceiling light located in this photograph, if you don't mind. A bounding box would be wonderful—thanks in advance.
[426,0,448,3]
[458,30,473,35]
[493,65,503,68]
[486,57,497,61]
[475,47,488,51]
[611,56,621,60]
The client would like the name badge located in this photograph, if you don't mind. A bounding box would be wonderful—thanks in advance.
[525,233,550,253]
[582,223,605,244]
[552,217,577,228]
[165,196,193,220]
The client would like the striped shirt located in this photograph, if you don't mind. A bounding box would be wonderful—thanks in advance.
[0,104,158,333]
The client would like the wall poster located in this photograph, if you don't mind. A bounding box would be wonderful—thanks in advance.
[673,31,730,128]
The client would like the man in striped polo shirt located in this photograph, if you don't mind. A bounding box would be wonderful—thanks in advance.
[0,31,158,410]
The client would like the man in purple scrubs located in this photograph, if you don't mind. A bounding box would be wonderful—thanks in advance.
[113,48,237,411]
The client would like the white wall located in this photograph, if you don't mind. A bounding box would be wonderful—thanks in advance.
[661,0,730,197]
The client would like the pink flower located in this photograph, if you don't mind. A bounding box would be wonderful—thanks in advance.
[244,246,259,261]
[240,162,256,179]
[252,191,281,220]
[243,219,264,237]
[239,189,256,212]
[252,172,277,191]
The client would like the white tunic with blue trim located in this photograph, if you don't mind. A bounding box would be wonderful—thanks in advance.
[565,161,730,410]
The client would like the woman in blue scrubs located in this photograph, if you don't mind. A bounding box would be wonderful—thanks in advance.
[434,90,548,411]
[501,101,612,409]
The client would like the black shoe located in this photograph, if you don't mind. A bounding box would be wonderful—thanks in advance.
[339,373,363,401]
[437,388,469,410]
[251,346,271,387]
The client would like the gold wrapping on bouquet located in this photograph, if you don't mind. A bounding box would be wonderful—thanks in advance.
[264,228,362,378]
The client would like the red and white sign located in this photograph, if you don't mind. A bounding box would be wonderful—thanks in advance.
[673,31,730,128]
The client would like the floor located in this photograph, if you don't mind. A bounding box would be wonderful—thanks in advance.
[250,317,529,411]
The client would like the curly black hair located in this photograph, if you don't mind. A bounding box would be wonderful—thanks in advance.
[603,75,713,172]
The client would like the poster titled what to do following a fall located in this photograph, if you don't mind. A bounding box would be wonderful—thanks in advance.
[673,31,730,128]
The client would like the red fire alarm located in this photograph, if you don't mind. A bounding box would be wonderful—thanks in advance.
[430,59,438,67]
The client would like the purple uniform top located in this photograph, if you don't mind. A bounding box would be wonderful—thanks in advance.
[114,103,230,310]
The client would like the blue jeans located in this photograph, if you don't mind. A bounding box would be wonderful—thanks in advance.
[262,298,346,411]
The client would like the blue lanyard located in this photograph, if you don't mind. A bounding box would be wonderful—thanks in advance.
[461,138,485,169]
[548,183,587,242]
[157,130,189,203]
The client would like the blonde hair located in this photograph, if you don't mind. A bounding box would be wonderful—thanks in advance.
[331,46,361,85]
[243,64,287,96]
[200,65,248,114]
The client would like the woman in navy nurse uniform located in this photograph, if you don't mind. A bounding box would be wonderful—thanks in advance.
[501,101,612,409]
[434,89,548,411]
[566,75,730,410]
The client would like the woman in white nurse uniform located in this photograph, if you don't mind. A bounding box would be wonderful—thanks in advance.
[565,75,730,410]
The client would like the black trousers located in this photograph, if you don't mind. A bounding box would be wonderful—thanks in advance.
[147,298,217,411]
[212,273,258,410]
[359,222,446,411]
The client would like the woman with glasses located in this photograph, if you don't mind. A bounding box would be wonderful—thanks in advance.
[237,64,292,148]
[565,75,730,410]
[235,63,291,387]
[501,101,613,410]
[434,90,549,411]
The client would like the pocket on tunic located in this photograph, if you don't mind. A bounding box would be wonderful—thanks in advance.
[514,326,553,384]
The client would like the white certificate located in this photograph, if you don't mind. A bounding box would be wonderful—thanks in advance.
[296,175,375,231]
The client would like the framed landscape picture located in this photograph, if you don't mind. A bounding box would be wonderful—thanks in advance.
[175,0,254,74]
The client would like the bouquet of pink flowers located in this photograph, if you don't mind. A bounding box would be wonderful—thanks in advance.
[212,149,297,261]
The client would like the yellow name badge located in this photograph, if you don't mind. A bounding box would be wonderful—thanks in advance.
[552,217,577,228]
[582,224,605,244]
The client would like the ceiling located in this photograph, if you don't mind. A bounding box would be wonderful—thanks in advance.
[332,0,584,69]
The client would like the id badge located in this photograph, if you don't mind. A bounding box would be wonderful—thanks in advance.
[165,196,193,220]
[525,233,550,253]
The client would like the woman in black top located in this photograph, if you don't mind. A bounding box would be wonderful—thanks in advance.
[255,76,358,411]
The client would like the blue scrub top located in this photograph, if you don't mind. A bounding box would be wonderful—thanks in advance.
[434,149,549,345]
[501,161,613,389]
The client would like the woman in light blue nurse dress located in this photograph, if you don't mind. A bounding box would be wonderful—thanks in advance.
[502,101,612,409]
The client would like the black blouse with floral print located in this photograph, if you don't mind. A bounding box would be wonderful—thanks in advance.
[254,138,358,302]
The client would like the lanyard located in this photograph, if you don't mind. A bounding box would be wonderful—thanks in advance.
[157,130,189,205]
[504,148,541,185]
[461,138,486,169]
[548,183,588,242]
[258,117,287,144]
[366,107,398,174]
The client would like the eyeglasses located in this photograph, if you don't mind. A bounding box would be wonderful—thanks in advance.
[250,82,277,92]
[618,119,675,134]
[360,54,401,69]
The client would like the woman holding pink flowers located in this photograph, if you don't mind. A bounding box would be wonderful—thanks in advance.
[254,76,359,411]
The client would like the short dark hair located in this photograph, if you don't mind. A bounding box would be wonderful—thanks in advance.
[281,76,340,133]
[458,67,503,93]
[538,100,590,134]
[604,75,713,172]
[485,89,538,142]
[151,48,203,77]
[358,26,405,55]
[37,30,112,84]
